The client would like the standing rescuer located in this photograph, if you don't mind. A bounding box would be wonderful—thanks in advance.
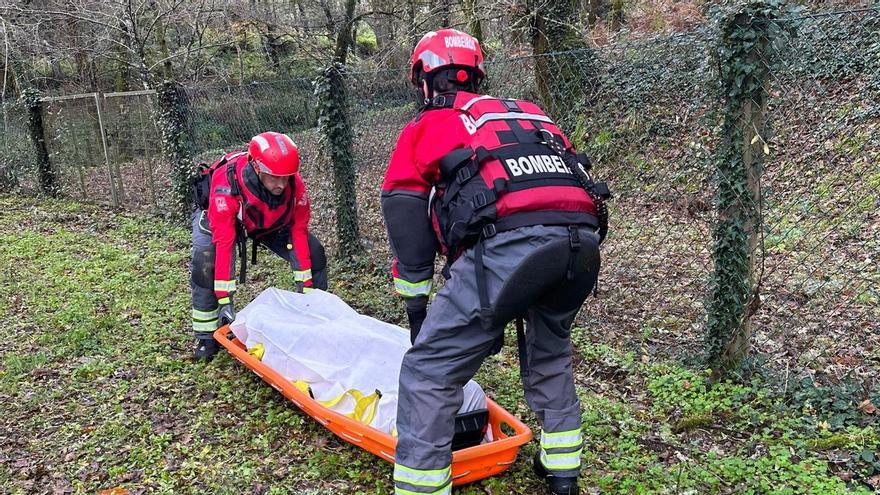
[190,131,328,361]
[381,29,609,495]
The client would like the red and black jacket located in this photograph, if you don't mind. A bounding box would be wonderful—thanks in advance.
[381,91,597,298]
[207,152,313,300]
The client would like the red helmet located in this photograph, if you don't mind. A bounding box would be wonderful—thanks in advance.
[248,132,300,176]
[409,29,485,86]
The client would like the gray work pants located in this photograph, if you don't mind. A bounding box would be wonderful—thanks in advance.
[394,224,600,488]
[189,210,328,338]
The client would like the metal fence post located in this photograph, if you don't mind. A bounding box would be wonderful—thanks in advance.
[94,93,121,207]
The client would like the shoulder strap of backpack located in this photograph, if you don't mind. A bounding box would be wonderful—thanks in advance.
[225,156,242,197]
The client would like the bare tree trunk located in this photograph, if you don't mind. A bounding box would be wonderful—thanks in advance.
[333,0,358,64]
[49,60,64,89]
[586,0,602,27]
[262,23,282,68]
[136,46,152,89]
[526,0,595,128]
[407,0,417,47]
[370,0,407,67]
[235,32,246,83]
[158,23,174,80]
[369,0,394,48]
[67,17,95,91]
[610,0,625,31]
[1,20,19,99]
[2,22,12,168]
[439,0,451,27]
[461,0,483,43]
[114,21,131,92]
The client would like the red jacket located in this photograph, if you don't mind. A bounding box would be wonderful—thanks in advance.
[207,152,313,299]
[381,92,596,298]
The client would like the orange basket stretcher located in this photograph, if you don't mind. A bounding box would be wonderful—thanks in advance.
[214,326,533,486]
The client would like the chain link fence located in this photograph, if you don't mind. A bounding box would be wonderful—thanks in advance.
[6,5,878,404]
[40,93,120,206]
[520,32,719,360]
[102,90,166,210]
[759,9,879,406]
[184,78,318,159]
[0,100,33,191]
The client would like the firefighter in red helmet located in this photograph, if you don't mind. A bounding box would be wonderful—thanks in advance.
[190,131,328,361]
[382,29,608,495]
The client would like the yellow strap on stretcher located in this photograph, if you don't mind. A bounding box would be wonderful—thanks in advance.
[294,380,381,426]
[247,343,265,360]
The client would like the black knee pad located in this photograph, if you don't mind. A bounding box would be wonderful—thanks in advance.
[192,245,216,289]
[307,234,327,271]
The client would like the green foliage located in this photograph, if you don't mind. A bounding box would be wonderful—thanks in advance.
[647,364,751,419]
[355,24,378,56]
[784,11,880,82]
[157,81,194,222]
[1,197,876,493]
[314,63,363,259]
[21,88,56,196]
[565,342,877,493]
[705,0,797,376]
[702,444,861,494]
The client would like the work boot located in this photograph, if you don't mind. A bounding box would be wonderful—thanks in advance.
[533,450,580,495]
[193,337,220,362]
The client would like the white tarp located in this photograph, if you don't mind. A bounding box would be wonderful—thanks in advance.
[230,288,486,435]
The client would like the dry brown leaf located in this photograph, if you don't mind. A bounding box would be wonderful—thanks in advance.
[858,399,877,415]
[98,488,129,495]
[832,355,860,366]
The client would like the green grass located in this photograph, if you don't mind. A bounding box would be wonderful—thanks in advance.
[0,196,876,494]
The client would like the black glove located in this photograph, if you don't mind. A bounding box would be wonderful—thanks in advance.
[404,296,429,344]
[218,303,236,326]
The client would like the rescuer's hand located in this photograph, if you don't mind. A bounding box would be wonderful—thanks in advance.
[218,303,236,326]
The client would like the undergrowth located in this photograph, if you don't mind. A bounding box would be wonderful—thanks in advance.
[0,196,876,494]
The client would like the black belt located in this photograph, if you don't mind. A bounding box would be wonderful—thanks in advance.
[482,211,598,239]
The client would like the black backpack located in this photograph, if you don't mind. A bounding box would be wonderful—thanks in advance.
[191,152,245,210]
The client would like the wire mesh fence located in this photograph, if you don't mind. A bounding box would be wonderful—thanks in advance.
[514,32,719,359]
[102,90,166,211]
[40,93,118,205]
[5,6,878,403]
[184,78,318,159]
[757,9,880,401]
[0,101,33,192]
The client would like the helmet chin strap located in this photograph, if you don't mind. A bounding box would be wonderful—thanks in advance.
[421,72,436,105]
